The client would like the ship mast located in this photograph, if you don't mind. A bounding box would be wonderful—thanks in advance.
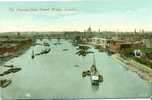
[93,53,96,66]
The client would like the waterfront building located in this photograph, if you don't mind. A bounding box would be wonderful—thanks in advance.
[88,37,111,48]
[143,39,152,48]
[106,40,132,53]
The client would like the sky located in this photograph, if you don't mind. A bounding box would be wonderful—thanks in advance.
[0,0,152,32]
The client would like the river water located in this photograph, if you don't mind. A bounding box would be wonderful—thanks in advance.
[0,39,151,99]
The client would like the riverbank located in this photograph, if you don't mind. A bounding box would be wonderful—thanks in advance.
[0,38,33,66]
[0,38,34,88]
[77,42,152,82]
[112,54,152,82]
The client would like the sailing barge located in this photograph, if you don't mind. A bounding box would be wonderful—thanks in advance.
[82,54,103,85]
[90,64,103,85]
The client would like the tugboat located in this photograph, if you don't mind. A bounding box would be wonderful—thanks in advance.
[82,53,103,85]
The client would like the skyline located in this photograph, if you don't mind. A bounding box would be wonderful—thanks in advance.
[0,0,152,32]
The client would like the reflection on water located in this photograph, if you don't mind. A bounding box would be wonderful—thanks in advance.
[91,84,99,92]
[1,39,152,99]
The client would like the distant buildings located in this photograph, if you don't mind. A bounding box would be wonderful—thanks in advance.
[64,27,152,51]
[106,40,133,53]
[88,36,145,54]
[87,27,92,33]
[17,32,21,36]
[143,39,152,48]
[64,27,94,39]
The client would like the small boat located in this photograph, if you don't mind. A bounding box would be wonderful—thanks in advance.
[0,73,4,76]
[41,48,51,54]
[0,79,12,88]
[72,43,78,47]
[7,67,21,73]
[35,48,51,56]
[62,49,68,51]
[31,50,35,59]
[74,65,79,67]
[43,42,50,46]
[3,70,12,75]
[34,43,43,46]
[82,70,91,77]
[54,42,62,45]
[0,67,21,76]
[0,70,12,76]
[4,65,14,68]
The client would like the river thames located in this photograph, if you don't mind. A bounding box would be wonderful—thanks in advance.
[0,39,151,99]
